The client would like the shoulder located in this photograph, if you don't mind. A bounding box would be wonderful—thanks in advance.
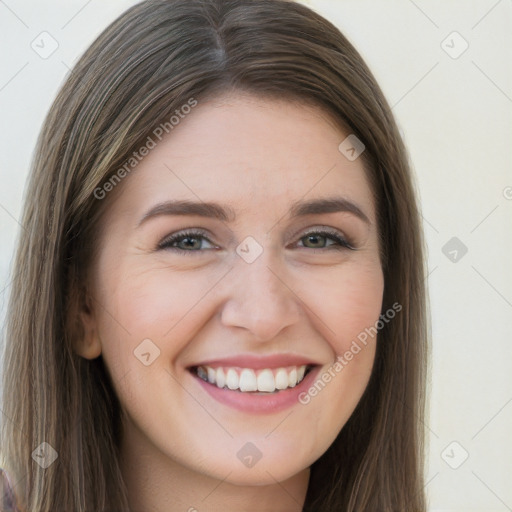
[0,468,22,512]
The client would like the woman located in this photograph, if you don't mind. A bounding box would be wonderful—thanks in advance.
[0,0,429,510]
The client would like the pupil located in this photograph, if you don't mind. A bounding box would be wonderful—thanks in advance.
[182,237,199,249]
[307,235,324,248]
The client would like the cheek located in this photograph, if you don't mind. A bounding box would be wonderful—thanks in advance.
[297,259,384,352]
[328,264,383,398]
[335,268,384,352]
[294,260,383,422]
[92,261,233,407]
[95,261,221,341]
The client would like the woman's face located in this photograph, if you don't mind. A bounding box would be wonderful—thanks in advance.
[79,93,384,487]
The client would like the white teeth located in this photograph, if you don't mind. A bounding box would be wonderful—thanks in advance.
[226,368,239,390]
[275,368,289,390]
[257,369,275,392]
[239,369,258,392]
[288,367,298,388]
[216,368,226,388]
[194,364,309,393]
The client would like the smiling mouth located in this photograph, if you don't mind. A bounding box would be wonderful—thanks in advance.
[189,364,314,394]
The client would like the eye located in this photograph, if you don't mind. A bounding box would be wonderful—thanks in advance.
[295,229,354,251]
[157,228,355,254]
[158,230,217,253]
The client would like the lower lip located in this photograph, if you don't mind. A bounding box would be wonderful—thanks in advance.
[190,366,321,414]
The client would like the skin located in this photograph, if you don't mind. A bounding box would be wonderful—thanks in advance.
[76,93,384,512]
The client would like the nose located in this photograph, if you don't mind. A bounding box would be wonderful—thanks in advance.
[219,249,302,342]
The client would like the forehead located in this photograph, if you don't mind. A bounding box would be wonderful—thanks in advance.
[106,93,376,223]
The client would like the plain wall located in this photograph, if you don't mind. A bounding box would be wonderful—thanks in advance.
[0,1,511,510]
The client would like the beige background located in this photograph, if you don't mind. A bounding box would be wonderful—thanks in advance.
[1,1,511,510]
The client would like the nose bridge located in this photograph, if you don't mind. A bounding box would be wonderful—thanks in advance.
[241,253,282,299]
[220,241,300,340]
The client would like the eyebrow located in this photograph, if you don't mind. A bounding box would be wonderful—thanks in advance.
[137,196,371,227]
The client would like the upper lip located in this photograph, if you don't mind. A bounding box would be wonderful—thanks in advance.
[189,354,321,370]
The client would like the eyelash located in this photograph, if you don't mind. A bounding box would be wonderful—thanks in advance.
[157,228,355,253]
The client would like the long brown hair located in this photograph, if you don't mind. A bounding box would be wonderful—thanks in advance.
[1,1,428,510]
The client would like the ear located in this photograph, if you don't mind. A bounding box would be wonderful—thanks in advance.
[73,290,102,360]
